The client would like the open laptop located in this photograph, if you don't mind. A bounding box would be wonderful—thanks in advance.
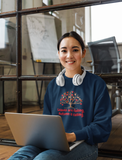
[5,112,83,152]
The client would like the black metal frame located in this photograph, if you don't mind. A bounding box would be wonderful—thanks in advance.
[1,0,122,158]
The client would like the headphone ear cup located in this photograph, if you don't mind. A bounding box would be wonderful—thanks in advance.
[77,75,83,85]
[72,74,78,86]
[56,74,65,87]
[72,69,86,86]
[72,74,83,86]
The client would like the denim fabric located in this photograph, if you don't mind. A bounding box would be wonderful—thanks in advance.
[8,142,98,160]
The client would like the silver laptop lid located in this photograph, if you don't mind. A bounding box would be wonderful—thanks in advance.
[5,112,70,152]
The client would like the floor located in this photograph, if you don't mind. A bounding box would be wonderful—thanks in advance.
[0,145,20,160]
[0,106,122,160]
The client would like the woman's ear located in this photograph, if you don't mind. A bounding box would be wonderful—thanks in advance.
[82,49,86,58]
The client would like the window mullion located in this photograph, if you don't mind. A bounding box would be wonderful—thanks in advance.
[16,0,22,113]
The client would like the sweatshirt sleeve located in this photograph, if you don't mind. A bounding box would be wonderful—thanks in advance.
[74,81,112,145]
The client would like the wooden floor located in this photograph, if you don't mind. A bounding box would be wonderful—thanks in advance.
[0,145,21,160]
[0,106,122,160]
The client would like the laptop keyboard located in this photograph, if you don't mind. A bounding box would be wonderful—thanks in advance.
[68,142,75,147]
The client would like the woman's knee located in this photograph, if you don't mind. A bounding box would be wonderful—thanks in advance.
[34,149,65,160]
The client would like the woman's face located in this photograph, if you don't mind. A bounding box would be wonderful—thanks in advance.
[58,37,86,76]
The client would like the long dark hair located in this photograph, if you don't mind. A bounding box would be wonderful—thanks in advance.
[57,31,85,51]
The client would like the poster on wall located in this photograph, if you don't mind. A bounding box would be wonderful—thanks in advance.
[26,14,59,63]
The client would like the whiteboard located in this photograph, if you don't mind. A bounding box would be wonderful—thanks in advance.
[26,14,59,63]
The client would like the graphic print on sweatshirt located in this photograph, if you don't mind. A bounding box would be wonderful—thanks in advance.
[57,91,84,118]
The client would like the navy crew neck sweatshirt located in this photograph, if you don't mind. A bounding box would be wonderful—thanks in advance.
[43,71,112,145]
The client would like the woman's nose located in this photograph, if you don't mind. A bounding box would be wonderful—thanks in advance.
[67,51,73,58]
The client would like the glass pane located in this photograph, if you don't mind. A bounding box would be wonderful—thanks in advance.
[52,0,83,5]
[0,0,16,13]
[0,81,17,140]
[43,0,83,6]
[91,2,122,43]
[0,17,16,76]
[22,0,43,9]
[22,80,50,114]
[22,0,82,9]
[4,81,17,112]
[22,11,62,75]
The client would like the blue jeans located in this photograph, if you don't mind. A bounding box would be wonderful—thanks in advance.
[8,142,98,160]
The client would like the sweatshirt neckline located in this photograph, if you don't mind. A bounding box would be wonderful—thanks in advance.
[63,71,87,80]
[63,73,73,80]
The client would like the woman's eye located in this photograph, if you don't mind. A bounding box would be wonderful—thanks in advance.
[73,49,79,52]
[61,50,67,53]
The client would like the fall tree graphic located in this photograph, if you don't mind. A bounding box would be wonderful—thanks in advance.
[60,91,82,108]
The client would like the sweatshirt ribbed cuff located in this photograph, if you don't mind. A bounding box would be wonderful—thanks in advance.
[74,128,87,141]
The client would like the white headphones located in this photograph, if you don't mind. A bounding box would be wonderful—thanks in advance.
[56,67,86,87]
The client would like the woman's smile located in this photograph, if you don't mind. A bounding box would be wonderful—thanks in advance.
[66,60,75,64]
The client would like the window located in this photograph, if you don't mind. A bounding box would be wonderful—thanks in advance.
[0,0,1,13]
[73,13,84,40]
[43,0,48,5]
[91,2,122,43]
[0,19,5,48]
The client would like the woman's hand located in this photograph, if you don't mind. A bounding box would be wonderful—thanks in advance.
[65,132,76,142]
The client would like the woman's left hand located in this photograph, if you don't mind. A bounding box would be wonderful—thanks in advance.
[65,132,76,142]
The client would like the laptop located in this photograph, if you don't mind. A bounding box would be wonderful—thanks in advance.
[5,112,83,152]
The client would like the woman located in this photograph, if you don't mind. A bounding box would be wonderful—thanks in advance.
[8,31,112,160]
